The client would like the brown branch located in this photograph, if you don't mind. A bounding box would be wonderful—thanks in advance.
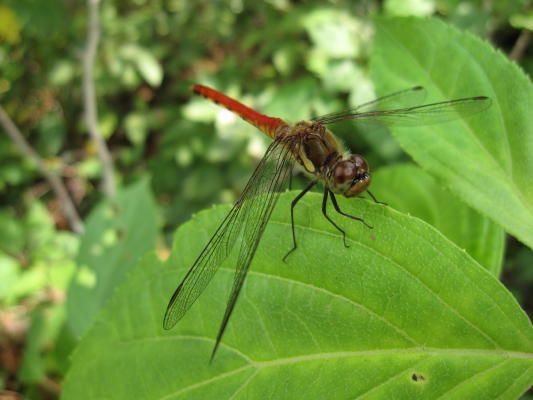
[509,29,531,61]
[0,106,85,234]
[82,0,117,198]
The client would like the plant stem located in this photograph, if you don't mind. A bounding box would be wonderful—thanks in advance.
[82,0,117,198]
[509,30,531,61]
[0,106,85,234]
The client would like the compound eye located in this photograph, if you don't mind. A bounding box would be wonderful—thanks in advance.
[334,161,357,184]
[351,155,367,170]
[345,173,371,197]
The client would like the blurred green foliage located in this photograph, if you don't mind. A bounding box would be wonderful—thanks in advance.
[0,0,531,398]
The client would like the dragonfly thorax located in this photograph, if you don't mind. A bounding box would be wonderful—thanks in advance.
[286,121,341,174]
[328,154,371,198]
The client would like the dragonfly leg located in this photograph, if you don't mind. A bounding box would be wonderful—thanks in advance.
[322,189,350,248]
[288,166,293,191]
[367,190,387,206]
[329,190,373,229]
[283,180,317,262]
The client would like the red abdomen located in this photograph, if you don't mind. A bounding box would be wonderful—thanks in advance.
[192,85,286,138]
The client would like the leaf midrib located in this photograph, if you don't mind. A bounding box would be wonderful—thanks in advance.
[126,335,533,364]
[155,348,527,400]
[377,21,533,218]
[152,336,531,400]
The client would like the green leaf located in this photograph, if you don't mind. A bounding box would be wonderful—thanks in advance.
[66,179,159,337]
[371,164,505,275]
[119,44,163,87]
[263,78,319,121]
[0,209,24,256]
[302,9,369,58]
[0,253,19,300]
[510,12,533,31]
[0,5,21,44]
[384,0,436,16]
[20,302,66,383]
[19,306,47,383]
[370,17,533,249]
[124,112,149,145]
[63,193,533,399]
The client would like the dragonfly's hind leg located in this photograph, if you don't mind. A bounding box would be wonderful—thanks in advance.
[283,180,317,262]
[328,190,373,229]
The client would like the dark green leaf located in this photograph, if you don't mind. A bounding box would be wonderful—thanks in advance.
[371,164,505,275]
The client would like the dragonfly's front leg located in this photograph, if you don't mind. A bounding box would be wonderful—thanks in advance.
[283,180,317,262]
[328,189,373,229]
[366,190,387,206]
[322,189,352,247]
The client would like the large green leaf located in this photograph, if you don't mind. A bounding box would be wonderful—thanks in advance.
[371,164,505,275]
[370,17,533,249]
[66,179,159,337]
[63,193,532,399]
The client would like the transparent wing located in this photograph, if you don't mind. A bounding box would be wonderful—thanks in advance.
[163,136,295,357]
[210,139,295,359]
[314,86,427,122]
[315,94,492,127]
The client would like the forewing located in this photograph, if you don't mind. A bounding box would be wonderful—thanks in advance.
[316,96,492,127]
[314,86,426,124]
[163,137,295,331]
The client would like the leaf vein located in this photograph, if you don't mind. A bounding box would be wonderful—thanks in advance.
[433,359,509,400]
[270,220,502,349]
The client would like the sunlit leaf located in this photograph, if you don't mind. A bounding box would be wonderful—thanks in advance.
[119,44,163,87]
[124,112,149,145]
[510,12,533,31]
[0,202,77,303]
[264,78,319,121]
[0,5,21,44]
[384,0,436,16]
[20,304,66,384]
[63,194,532,399]
[302,9,369,58]
[0,254,19,301]
[371,17,533,249]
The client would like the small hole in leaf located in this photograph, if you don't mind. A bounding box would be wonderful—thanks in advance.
[411,373,425,382]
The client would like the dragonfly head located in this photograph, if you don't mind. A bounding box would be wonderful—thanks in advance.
[332,154,371,197]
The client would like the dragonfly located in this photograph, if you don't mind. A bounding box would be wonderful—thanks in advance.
[163,84,491,360]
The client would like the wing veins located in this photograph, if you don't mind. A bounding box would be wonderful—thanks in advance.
[313,86,426,123]
[316,96,491,126]
[163,138,293,333]
[210,141,295,360]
